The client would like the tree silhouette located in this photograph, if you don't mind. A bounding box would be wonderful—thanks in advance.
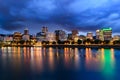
[77,39,82,44]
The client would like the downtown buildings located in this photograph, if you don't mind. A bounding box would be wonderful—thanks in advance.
[96,28,112,41]
[0,26,119,45]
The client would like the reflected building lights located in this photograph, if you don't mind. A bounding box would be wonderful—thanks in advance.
[23,47,31,58]
[43,47,46,57]
[1,47,8,68]
[48,47,54,71]
[85,48,92,69]
[74,48,80,69]
[1,47,3,54]
[85,48,100,70]
[12,47,22,70]
[23,47,27,55]
[101,48,104,62]
[100,48,115,79]
[30,47,43,72]
[23,47,31,69]
[64,48,70,68]
[7,47,12,57]
[111,48,115,63]
[1,47,22,71]
[30,47,34,61]
[0,46,116,79]
[17,47,20,54]
[56,48,59,59]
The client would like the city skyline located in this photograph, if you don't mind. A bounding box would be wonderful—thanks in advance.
[0,27,117,37]
[1,0,120,34]
[0,27,115,42]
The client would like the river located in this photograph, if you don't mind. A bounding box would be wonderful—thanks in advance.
[0,47,119,80]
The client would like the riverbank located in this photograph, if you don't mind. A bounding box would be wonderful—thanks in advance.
[42,44,120,48]
[1,45,34,47]
[1,44,120,48]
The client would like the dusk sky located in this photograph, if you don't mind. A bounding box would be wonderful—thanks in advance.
[0,0,120,34]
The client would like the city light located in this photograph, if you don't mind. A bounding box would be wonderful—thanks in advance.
[0,27,119,47]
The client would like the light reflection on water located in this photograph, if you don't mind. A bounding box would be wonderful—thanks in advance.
[100,48,115,80]
[0,47,118,80]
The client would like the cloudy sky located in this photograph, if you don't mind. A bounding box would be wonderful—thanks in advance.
[0,0,120,34]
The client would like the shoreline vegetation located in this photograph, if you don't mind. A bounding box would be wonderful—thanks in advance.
[1,39,120,48]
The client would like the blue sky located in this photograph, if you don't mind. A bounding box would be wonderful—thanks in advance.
[0,0,120,34]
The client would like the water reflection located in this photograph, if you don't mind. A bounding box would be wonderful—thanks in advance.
[30,47,43,72]
[85,48,100,70]
[48,47,54,70]
[85,48,115,79]
[0,47,117,80]
[1,47,22,72]
[100,48,115,80]
[64,48,80,69]
[74,48,80,69]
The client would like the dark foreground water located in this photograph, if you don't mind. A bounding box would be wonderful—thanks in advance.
[0,47,120,80]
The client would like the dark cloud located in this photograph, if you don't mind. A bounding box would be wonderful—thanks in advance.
[0,0,120,34]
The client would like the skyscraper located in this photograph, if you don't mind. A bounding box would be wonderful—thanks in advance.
[72,30,78,40]
[54,30,67,41]
[87,32,93,39]
[99,28,112,41]
[13,32,22,41]
[22,28,30,41]
[96,30,100,39]
[24,28,29,35]
[46,32,56,42]
[36,27,48,41]
[42,26,48,33]
[72,30,79,41]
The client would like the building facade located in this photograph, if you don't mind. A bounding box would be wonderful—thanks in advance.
[22,28,30,41]
[87,32,93,39]
[55,30,67,41]
[4,35,13,42]
[96,30,100,40]
[100,28,112,41]
[46,32,56,42]
[72,30,78,40]
[42,26,48,33]
[113,35,120,41]
[13,32,22,41]
[36,27,48,41]
[36,32,46,41]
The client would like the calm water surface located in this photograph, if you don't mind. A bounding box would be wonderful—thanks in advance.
[0,47,120,80]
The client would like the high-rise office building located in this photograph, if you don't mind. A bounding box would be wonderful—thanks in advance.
[36,32,46,41]
[99,28,112,41]
[22,28,30,41]
[42,26,48,33]
[13,32,22,41]
[96,30,100,39]
[24,28,29,35]
[36,27,48,41]
[68,34,72,40]
[46,32,56,42]
[54,30,67,41]
[87,32,93,39]
[72,30,78,40]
